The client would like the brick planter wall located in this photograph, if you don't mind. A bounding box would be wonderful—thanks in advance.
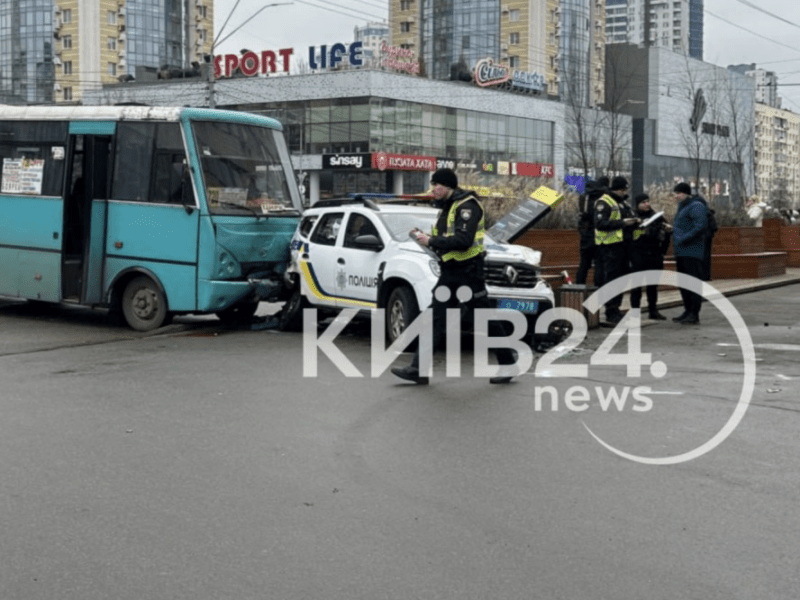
[518,225,788,282]
[763,219,800,267]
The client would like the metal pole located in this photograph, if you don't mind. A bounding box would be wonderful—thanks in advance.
[206,2,292,108]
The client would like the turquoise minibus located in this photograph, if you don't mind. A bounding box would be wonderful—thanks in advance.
[0,106,303,330]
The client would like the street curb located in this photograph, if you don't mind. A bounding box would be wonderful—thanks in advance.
[656,275,800,311]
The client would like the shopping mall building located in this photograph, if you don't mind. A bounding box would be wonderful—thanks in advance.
[86,62,566,204]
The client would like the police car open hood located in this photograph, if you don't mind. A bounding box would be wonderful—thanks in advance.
[484,240,542,266]
[398,238,542,266]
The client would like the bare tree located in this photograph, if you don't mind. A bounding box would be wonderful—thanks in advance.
[679,53,706,189]
[720,71,755,207]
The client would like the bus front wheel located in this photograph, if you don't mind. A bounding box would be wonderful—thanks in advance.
[122,276,168,331]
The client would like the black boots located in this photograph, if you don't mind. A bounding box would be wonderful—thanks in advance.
[390,365,429,385]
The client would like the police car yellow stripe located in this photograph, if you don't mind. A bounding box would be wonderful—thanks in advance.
[299,261,377,309]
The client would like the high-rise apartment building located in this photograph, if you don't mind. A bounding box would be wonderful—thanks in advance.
[605,0,702,60]
[0,0,213,104]
[388,0,604,106]
[754,103,800,205]
[729,63,781,109]
[354,21,389,68]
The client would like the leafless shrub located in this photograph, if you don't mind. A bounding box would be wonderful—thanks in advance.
[459,171,581,230]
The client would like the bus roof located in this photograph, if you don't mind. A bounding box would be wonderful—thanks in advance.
[0,105,283,130]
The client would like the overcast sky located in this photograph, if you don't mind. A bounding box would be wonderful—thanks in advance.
[212,0,800,110]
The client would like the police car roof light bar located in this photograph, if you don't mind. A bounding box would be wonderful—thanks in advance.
[347,192,435,202]
[313,196,381,211]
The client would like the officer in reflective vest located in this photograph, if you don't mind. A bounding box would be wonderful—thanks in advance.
[594,176,640,324]
[392,168,518,385]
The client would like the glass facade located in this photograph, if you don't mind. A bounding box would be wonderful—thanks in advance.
[232,96,555,196]
[236,97,554,164]
[0,0,55,103]
[558,0,592,104]
[421,0,500,80]
[126,0,183,76]
[688,0,703,60]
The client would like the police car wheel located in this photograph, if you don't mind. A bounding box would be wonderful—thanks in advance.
[386,286,419,344]
[278,288,309,331]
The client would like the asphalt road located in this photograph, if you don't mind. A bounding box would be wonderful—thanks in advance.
[0,287,799,600]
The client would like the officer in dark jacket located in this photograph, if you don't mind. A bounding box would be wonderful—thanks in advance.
[575,176,608,287]
[629,193,672,320]
[392,168,518,384]
[594,176,640,323]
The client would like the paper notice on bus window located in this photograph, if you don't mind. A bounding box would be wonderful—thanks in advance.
[207,187,248,206]
[2,158,45,195]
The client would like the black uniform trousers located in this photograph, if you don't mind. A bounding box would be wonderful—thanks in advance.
[599,242,630,316]
[675,256,705,316]
[629,252,663,312]
[576,244,605,288]
[410,255,517,370]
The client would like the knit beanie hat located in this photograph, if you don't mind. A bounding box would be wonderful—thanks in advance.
[431,168,458,189]
[610,176,628,191]
[633,193,650,206]
[673,182,692,195]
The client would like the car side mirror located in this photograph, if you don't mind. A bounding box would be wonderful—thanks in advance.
[353,234,384,252]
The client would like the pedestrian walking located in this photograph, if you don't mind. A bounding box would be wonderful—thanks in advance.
[671,182,708,325]
[594,176,640,323]
[391,168,518,384]
[629,193,672,320]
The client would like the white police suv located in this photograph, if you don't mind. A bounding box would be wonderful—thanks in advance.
[280,197,561,348]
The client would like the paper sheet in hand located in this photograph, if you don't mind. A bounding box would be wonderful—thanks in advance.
[641,211,665,228]
[409,230,440,260]
[487,185,565,244]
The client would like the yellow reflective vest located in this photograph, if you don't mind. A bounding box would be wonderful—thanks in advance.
[594,194,624,246]
[432,196,485,262]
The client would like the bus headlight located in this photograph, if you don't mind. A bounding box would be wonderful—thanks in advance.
[217,251,242,278]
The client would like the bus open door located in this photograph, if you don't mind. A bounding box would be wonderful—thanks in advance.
[62,131,112,306]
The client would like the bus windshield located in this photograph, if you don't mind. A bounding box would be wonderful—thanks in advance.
[192,120,301,216]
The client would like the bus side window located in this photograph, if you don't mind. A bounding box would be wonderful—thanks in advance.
[153,123,189,205]
[0,121,68,196]
[112,122,187,205]
[112,122,155,202]
[153,152,185,204]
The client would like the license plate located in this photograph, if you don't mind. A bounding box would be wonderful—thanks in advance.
[497,298,539,313]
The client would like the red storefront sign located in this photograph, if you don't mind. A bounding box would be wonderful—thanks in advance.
[497,161,555,178]
[514,162,553,177]
[372,152,437,172]
[214,49,294,78]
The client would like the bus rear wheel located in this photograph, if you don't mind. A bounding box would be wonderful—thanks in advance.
[122,276,168,331]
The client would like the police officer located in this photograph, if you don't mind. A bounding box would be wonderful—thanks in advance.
[391,168,518,384]
[594,176,640,323]
[629,193,672,320]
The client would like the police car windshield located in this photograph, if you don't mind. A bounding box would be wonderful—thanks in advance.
[382,211,437,241]
[380,209,500,245]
